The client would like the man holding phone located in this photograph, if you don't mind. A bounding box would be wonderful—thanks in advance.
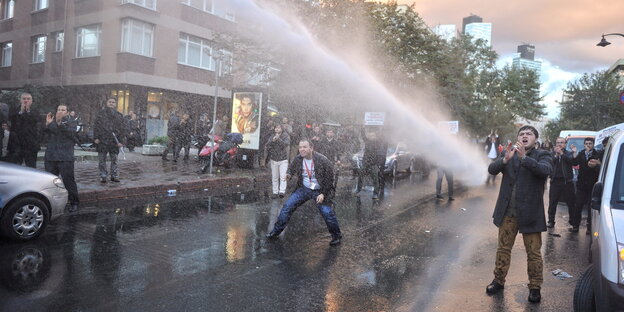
[485,125,553,303]
[570,137,601,234]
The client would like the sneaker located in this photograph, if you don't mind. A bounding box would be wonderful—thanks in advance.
[569,226,579,233]
[278,194,285,198]
[448,197,455,201]
[546,221,555,228]
[329,235,342,246]
[68,203,79,213]
[100,177,107,183]
[436,195,444,199]
[528,289,541,303]
[485,280,504,295]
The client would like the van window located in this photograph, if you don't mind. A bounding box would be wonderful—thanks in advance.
[612,143,624,208]
[599,143,612,182]
[566,138,587,152]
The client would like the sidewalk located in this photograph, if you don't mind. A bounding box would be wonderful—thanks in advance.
[36,147,271,203]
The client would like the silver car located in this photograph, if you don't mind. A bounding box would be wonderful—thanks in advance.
[574,131,624,311]
[0,162,67,241]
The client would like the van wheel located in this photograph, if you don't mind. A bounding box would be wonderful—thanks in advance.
[0,197,50,241]
[573,265,596,312]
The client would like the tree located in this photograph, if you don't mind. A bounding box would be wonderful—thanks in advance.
[559,70,623,131]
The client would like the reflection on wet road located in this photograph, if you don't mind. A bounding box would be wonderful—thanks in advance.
[0,175,589,311]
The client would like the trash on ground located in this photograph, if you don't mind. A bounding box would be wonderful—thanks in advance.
[460,208,467,211]
[424,230,431,233]
[552,269,573,280]
[548,233,562,237]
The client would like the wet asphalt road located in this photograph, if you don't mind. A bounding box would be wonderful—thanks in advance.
[0,175,591,312]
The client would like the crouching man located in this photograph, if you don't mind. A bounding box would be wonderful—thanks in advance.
[485,125,553,303]
[266,139,343,246]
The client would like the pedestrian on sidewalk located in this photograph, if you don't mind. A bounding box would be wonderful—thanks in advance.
[162,110,180,161]
[44,104,79,212]
[266,139,342,246]
[264,123,290,198]
[7,92,41,168]
[93,97,126,183]
[174,113,192,162]
[485,125,553,303]
[569,137,601,234]
[546,137,576,229]
[356,127,385,199]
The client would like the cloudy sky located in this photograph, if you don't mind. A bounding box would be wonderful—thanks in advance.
[396,0,624,118]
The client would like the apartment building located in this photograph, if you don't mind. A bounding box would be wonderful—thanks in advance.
[0,0,242,140]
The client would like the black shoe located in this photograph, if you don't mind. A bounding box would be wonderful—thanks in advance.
[329,235,342,246]
[372,194,379,200]
[569,226,579,233]
[547,221,555,228]
[278,194,285,198]
[436,195,444,199]
[110,177,120,183]
[162,157,169,161]
[485,280,504,295]
[270,194,278,199]
[528,289,541,303]
[265,231,279,239]
[68,203,79,213]
[100,177,107,183]
[448,197,455,201]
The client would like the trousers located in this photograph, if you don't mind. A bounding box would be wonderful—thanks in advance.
[45,161,79,204]
[547,179,575,225]
[271,187,341,237]
[270,159,288,195]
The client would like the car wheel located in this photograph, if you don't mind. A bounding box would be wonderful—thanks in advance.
[573,264,596,312]
[0,243,51,292]
[0,197,50,241]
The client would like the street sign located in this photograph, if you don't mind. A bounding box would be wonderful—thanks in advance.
[364,112,385,125]
[620,91,624,105]
[438,121,459,134]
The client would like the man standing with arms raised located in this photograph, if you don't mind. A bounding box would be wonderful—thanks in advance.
[266,139,342,246]
[485,125,553,303]
[7,92,40,167]
[546,137,576,229]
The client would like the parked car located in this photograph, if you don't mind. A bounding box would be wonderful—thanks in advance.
[573,131,624,311]
[0,162,68,241]
[350,142,430,178]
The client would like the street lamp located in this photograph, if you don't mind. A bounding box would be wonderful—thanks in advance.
[208,50,222,175]
[596,33,624,47]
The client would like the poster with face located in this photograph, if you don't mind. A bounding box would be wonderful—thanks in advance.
[231,92,262,150]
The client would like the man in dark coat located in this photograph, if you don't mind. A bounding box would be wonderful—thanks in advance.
[570,137,601,234]
[93,97,126,183]
[44,104,79,212]
[356,127,386,199]
[546,137,576,228]
[485,125,553,303]
[162,111,180,161]
[265,139,342,246]
[7,92,41,168]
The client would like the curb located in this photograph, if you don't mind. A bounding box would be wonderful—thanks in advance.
[78,172,271,203]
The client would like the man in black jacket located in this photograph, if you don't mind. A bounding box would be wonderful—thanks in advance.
[44,104,79,212]
[546,137,576,228]
[485,125,553,303]
[266,139,342,245]
[93,97,126,183]
[570,137,601,234]
[7,92,40,168]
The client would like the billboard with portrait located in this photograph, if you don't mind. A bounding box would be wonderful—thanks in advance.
[231,92,263,150]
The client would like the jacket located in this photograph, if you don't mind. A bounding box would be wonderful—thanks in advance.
[484,136,501,158]
[93,107,126,148]
[265,132,290,161]
[571,148,600,189]
[288,151,335,201]
[8,107,41,152]
[44,117,76,161]
[550,150,574,183]
[488,148,553,233]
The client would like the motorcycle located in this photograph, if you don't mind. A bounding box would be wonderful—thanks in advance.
[199,133,243,171]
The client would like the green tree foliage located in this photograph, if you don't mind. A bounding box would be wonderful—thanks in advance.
[559,70,623,131]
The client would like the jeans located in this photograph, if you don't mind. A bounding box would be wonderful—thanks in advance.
[436,168,453,197]
[493,216,543,289]
[270,159,288,194]
[271,187,341,237]
[98,150,119,178]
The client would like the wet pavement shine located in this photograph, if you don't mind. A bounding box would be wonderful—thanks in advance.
[0,174,591,312]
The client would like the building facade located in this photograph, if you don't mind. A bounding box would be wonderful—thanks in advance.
[0,0,243,141]
[464,22,491,46]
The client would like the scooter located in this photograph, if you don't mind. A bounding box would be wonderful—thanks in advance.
[199,133,243,171]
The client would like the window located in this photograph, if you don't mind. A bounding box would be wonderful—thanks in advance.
[33,0,48,11]
[121,19,154,57]
[1,0,14,19]
[183,0,213,13]
[76,24,101,58]
[122,0,156,10]
[32,35,46,63]
[54,32,64,52]
[178,33,214,70]
[1,42,11,67]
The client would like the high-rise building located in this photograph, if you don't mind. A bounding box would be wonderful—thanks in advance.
[606,59,624,89]
[464,22,492,46]
[512,44,541,79]
[0,0,251,140]
[462,14,482,33]
[432,24,457,42]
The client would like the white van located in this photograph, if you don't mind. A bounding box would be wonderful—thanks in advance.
[573,131,624,311]
[559,130,598,153]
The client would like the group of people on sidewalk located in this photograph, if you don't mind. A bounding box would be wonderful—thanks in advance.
[483,125,602,304]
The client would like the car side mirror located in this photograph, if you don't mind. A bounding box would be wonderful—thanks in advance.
[591,182,603,211]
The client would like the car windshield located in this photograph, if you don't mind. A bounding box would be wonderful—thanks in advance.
[612,143,624,209]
